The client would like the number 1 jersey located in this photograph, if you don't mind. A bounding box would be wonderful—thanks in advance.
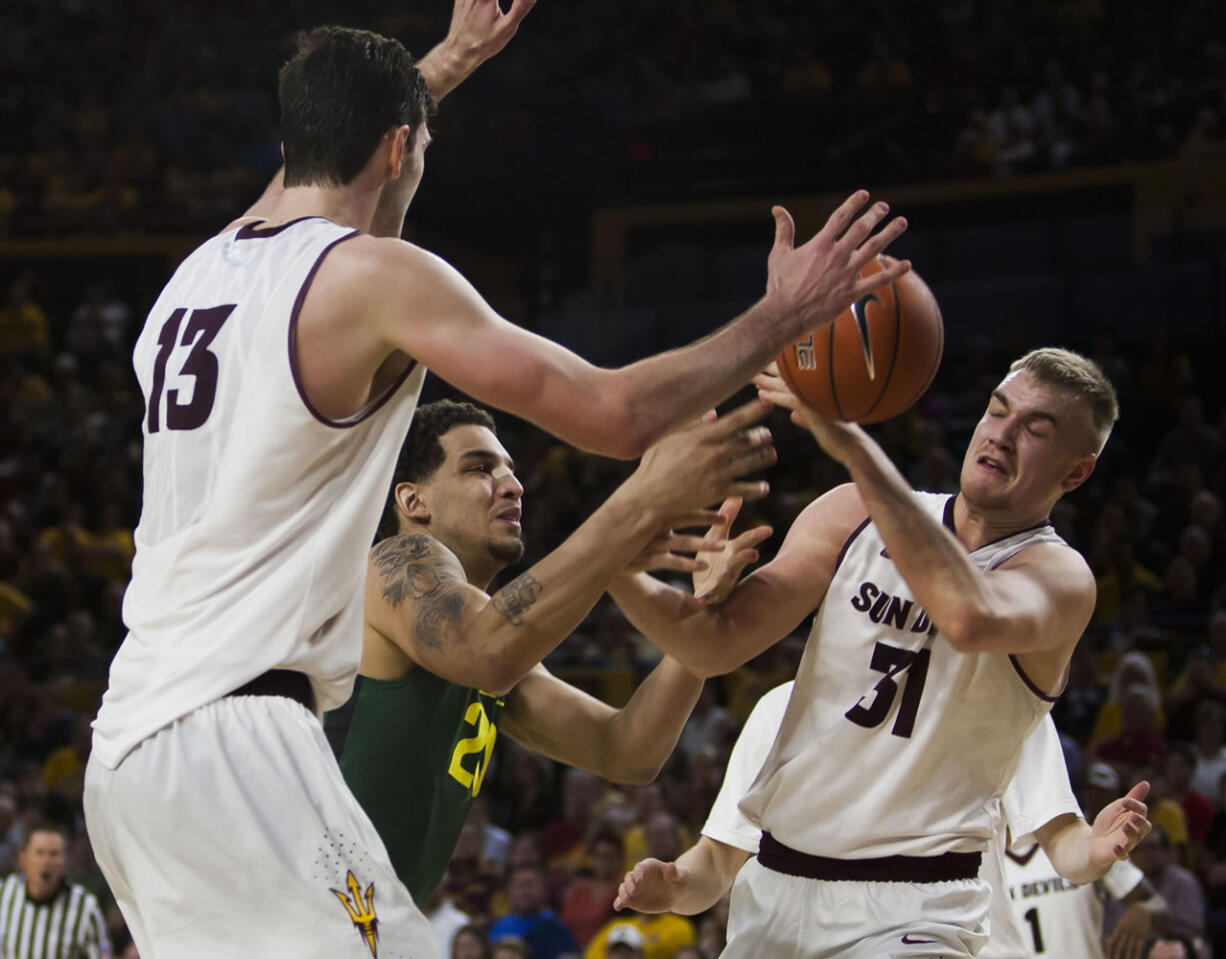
[738,492,1069,859]
[93,217,427,768]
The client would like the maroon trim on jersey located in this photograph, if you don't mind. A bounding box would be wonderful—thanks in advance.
[833,516,873,576]
[235,216,327,240]
[1004,842,1041,867]
[287,232,420,429]
[1009,654,1065,702]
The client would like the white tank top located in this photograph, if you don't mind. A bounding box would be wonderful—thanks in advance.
[93,217,426,768]
[1002,843,1142,958]
[739,492,1068,858]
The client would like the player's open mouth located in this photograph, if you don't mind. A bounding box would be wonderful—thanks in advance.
[977,455,1008,475]
[494,508,522,528]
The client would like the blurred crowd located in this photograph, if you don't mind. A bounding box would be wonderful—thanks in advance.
[0,250,1223,957]
[2,0,1226,955]
[3,0,1226,235]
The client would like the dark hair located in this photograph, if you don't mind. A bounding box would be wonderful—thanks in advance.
[1167,741,1197,766]
[378,401,497,539]
[451,924,491,959]
[22,821,69,849]
[396,400,497,485]
[589,827,625,855]
[278,26,436,188]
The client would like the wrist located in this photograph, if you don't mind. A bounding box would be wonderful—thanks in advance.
[420,39,483,98]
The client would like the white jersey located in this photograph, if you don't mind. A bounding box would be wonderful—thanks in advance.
[981,715,1082,958]
[740,492,1068,858]
[93,217,425,768]
[703,682,794,853]
[1002,844,1142,959]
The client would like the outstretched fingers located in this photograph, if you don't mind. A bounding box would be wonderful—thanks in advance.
[833,201,891,256]
[813,189,871,248]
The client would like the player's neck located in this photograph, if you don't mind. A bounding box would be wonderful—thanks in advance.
[266,183,379,233]
[951,494,1051,552]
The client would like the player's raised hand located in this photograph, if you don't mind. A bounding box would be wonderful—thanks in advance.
[1089,780,1151,867]
[614,858,688,914]
[625,510,729,575]
[692,498,772,606]
[443,0,536,65]
[753,365,864,465]
[625,399,777,517]
[419,0,537,100]
[765,191,910,339]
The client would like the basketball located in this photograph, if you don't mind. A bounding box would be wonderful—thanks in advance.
[775,255,944,424]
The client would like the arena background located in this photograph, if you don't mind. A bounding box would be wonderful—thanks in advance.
[1,0,1225,956]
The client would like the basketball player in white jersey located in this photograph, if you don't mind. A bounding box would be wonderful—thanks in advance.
[82,2,915,954]
[609,348,1119,955]
[614,683,1155,959]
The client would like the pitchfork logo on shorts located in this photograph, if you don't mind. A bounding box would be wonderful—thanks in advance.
[331,869,379,957]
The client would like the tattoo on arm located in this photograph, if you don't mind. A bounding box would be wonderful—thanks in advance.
[491,573,542,627]
[372,534,467,651]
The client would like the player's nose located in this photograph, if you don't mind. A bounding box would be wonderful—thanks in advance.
[498,471,524,498]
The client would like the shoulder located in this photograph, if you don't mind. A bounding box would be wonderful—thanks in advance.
[368,534,467,600]
[997,540,1096,603]
[786,483,868,544]
[325,235,457,291]
[777,483,870,568]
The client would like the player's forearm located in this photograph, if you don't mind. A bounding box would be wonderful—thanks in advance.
[471,490,669,692]
[607,298,801,456]
[668,839,749,915]
[836,433,999,650]
[1040,819,1109,886]
[416,39,483,101]
[595,658,703,783]
[608,573,739,677]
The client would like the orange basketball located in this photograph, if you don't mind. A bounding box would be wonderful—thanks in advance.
[775,255,943,424]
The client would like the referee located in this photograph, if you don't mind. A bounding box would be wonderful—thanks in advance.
[0,823,111,959]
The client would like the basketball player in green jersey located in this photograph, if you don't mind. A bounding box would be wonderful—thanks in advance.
[328,398,777,904]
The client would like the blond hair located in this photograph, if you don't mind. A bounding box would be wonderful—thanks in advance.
[1009,348,1119,452]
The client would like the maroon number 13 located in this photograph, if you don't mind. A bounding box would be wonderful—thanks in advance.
[146,305,235,433]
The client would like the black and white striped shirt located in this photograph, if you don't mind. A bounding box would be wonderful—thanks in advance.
[0,875,111,959]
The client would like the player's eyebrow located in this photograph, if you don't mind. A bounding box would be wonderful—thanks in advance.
[459,449,515,473]
[990,389,1059,427]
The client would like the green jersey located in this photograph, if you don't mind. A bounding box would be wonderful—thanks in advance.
[326,670,505,905]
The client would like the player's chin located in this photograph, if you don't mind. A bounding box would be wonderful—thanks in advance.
[488,536,525,565]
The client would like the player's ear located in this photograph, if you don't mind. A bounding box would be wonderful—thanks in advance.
[387,125,411,179]
[395,481,430,523]
[1061,453,1097,493]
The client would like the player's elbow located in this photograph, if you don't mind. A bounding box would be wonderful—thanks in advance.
[591,403,653,460]
[600,751,666,786]
[469,650,527,697]
[584,379,658,459]
[939,606,996,653]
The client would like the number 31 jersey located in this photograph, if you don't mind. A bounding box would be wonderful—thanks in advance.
[93,217,426,768]
[739,492,1068,859]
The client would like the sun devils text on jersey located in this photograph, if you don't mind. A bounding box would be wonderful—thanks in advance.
[740,492,1068,859]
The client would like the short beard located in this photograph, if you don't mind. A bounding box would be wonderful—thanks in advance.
[489,538,525,565]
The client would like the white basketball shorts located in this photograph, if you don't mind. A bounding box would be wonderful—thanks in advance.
[720,858,990,959]
[84,694,438,959]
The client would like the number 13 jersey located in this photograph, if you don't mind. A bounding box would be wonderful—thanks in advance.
[738,492,1068,859]
[93,217,427,768]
